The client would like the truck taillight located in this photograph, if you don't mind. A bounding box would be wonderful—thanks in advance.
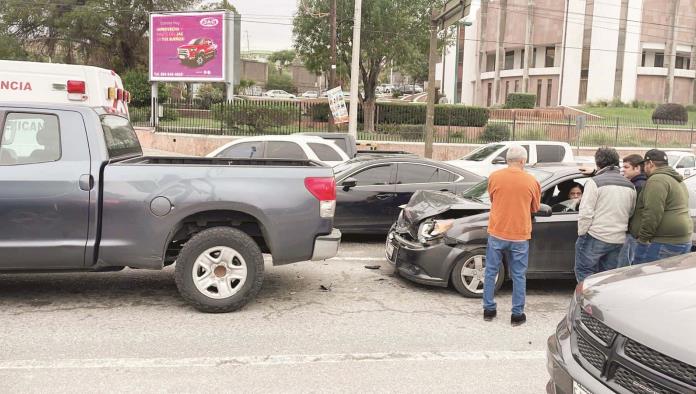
[67,80,86,94]
[117,89,123,101]
[305,177,336,218]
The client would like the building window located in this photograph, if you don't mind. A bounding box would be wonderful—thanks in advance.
[532,48,537,68]
[546,79,553,107]
[654,52,664,68]
[505,81,510,101]
[676,55,691,70]
[486,53,496,72]
[641,52,646,67]
[536,80,542,107]
[487,82,492,107]
[514,80,520,92]
[545,47,555,68]
[504,50,515,70]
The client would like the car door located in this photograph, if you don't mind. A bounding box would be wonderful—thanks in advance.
[528,176,587,274]
[0,110,91,269]
[335,163,396,233]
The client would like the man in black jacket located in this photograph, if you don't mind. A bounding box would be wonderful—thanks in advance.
[617,154,648,267]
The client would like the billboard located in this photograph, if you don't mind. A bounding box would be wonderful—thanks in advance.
[150,12,226,81]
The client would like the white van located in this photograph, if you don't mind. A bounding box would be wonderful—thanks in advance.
[0,60,131,117]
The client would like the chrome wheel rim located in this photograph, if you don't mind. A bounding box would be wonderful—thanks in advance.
[460,255,498,294]
[192,246,248,299]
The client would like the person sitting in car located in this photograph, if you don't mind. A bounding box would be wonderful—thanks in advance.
[552,182,584,213]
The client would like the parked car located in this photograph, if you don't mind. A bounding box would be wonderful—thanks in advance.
[386,164,696,297]
[301,91,319,99]
[447,141,578,177]
[207,135,350,166]
[177,38,217,66]
[264,90,297,99]
[667,150,696,178]
[547,253,696,394]
[0,103,341,313]
[333,156,483,234]
[297,132,415,159]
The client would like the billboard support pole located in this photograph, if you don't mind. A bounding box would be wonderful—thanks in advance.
[151,82,159,127]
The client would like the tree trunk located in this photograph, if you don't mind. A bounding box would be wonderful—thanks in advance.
[363,98,376,133]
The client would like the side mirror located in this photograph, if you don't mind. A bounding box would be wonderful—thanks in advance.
[492,156,506,165]
[534,204,553,217]
[341,177,357,191]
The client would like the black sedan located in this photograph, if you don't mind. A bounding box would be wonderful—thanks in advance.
[333,156,483,234]
[387,164,696,297]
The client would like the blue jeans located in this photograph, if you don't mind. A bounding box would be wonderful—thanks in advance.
[617,234,638,267]
[574,234,622,283]
[633,242,692,265]
[483,235,529,316]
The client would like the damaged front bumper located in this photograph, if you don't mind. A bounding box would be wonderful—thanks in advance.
[386,229,461,287]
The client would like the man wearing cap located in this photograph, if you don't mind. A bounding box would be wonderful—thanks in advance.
[630,149,693,265]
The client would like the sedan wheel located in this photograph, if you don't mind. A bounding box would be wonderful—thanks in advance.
[451,248,504,298]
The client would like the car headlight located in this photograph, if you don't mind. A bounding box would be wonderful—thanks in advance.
[566,282,583,329]
[417,219,455,244]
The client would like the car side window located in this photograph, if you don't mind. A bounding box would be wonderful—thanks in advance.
[537,145,565,163]
[396,163,453,184]
[0,112,61,165]
[265,141,307,160]
[548,177,588,214]
[308,143,342,161]
[218,142,265,158]
[679,156,695,168]
[352,165,393,186]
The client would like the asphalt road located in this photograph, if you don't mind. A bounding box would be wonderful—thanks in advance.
[0,236,575,393]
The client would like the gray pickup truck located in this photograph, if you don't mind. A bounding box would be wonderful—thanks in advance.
[0,103,341,312]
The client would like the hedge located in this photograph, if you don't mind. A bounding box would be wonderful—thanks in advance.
[505,93,536,109]
[212,102,298,131]
[377,103,489,127]
[652,103,688,125]
[481,123,510,142]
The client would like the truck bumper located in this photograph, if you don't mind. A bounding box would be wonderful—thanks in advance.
[311,229,341,261]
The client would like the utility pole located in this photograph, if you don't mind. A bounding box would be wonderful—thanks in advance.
[424,10,439,159]
[329,0,337,131]
[348,0,362,138]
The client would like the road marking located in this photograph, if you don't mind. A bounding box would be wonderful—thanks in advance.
[329,257,384,261]
[0,351,545,370]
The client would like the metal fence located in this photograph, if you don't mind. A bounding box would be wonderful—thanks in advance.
[129,99,696,149]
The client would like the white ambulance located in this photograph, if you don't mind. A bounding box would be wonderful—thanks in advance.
[0,60,131,117]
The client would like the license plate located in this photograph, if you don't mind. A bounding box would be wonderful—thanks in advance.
[573,381,593,394]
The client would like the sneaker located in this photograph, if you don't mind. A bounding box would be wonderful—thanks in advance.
[511,313,527,326]
[483,309,497,321]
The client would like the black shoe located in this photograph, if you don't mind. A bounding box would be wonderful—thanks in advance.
[483,309,497,321]
[511,313,527,326]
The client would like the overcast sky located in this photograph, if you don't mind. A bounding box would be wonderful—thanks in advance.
[232,0,297,52]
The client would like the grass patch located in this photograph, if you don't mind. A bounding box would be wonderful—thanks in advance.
[579,106,696,128]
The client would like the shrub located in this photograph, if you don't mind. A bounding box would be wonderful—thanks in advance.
[686,104,696,112]
[121,68,169,107]
[377,124,423,138]
[266,73,297,94]
[652,103,688,125]
[195,83,224,109]
[481,123,510,142]
[161,107,179,121]
[376,103,489,127]
[609,98,625,108]
[504,93,536,109]
[212,102,297,131]
[308,103,331,122]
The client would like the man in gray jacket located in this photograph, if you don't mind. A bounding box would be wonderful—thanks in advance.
[575,147,636,282]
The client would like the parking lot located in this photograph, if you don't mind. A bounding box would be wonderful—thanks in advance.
[0,236,575,393]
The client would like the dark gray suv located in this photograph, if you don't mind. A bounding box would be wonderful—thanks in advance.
[547,253,696,394]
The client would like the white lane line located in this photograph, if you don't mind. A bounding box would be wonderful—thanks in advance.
[329,257,384,261]
[0,351,545,370]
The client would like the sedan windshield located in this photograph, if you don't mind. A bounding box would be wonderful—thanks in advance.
[188,38,203,45]
[461,144,503,161]
[462,169,553,203]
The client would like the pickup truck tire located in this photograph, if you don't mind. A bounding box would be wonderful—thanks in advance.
[195,53,205,66]
[450,248,504,298]
[175,227,264,313]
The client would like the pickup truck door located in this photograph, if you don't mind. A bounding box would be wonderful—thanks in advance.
[0,110,91,269]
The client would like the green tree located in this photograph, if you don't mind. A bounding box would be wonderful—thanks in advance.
[266,73,297,94]
[0,0,199,71]
[268,50,296,74]
[293,0,442,132]
[121,68,169,107]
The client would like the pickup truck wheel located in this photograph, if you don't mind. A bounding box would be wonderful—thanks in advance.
[175,227,264,313]
[450,248,504,298]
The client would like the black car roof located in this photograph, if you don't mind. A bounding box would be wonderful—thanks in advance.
[335,155,483,179]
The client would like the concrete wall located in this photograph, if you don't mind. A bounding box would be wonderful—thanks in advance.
[674,77,694,104]
[636,75,666,102]
[620,0,644,102]
[241,60,268,87]
[586,0,622,102]
[291,64,319,93]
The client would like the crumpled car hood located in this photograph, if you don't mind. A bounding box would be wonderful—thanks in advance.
[402,190,489,224]
[581,253,696,365]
